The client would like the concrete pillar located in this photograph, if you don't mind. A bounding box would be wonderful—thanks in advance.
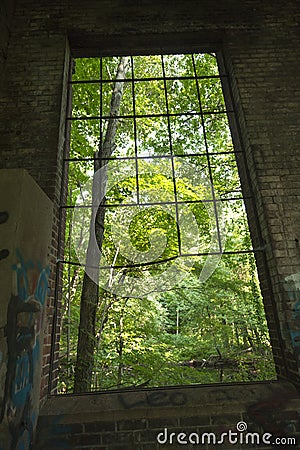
[0,169,53,450]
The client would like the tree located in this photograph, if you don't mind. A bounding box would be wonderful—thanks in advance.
[74,57,130,392]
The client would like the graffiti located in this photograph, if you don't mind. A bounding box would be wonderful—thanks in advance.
[0,250,9,261]
[0,212,9,225]
[33,416,72,449]
[284,274,300,377]
[0,211,9,262]
[118,390,187,409]
[247,388,299,437]
[0,250,50,450]
[117,387,238,410]
[290,299,300,345]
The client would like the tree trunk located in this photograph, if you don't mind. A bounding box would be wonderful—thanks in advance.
[74,56,129,393]
[116,299,128,388]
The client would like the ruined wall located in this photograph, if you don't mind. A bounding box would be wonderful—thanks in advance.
[0,0,300,448]
[0,0,16,80]
[34,381,300,449]
[0,170,52,449]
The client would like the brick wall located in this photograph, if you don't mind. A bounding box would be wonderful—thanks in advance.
[0,0,300,448]
[0,0,16,80]
[34,381,300,449]
[222,4,300,381]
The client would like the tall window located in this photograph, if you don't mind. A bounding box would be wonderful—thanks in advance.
[55,53,276,393]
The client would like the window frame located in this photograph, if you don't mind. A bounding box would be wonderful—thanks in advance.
[48,45,283,395]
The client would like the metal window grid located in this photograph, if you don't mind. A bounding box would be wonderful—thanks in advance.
[49,52,268,394]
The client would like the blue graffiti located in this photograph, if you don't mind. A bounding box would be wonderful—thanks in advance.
[11,250,34,302]
[0,211,9,262]
[284,279,300,302]
[292,301,300,319]
[16,427,32,450]
[13,353,31,408]
[1,250,50,450]
[290,331,300,348]
[35,263,50,306]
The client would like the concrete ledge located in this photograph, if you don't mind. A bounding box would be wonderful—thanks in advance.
[39,380,300,422]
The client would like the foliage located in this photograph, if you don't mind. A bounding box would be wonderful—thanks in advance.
[57,54,276,393]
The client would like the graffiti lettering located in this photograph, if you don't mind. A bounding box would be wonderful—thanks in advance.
[118,391,187,409]
[0,250,50,450]
[32,415,71,449]
[0,211,9,224]
[0,211,9,262]
[0,249,9,261]
[283,275,300,377]
[248,389,299,437]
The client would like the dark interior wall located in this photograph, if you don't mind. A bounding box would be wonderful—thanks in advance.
[0,0,16,72]
[220,5,300,382]
[0,1,300,446]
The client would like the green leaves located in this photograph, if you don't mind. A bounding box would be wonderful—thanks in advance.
[58,53,276,393]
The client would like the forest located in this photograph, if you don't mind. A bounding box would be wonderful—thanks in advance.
[57,53,276,393]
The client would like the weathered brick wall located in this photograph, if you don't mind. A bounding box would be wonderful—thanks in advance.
[0,0,16,80]
[0,0,300,448]
[34,381,300,449]
[222,4,300,381]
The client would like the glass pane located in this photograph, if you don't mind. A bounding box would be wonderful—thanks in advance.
[136,116,170,156]
[193,53,219,76]
[178,202,216,254]
[100,81,113,117]
[199,78,226,112]
[209,153,242,199]
[100,81,133,117]
[72,58,100,81]
[174,155,212,201]
[163,54,194,77]
[100,118,134,158]
[101,56,132,81]
[120,81,133,116]
[166,79,199,114]
[70,119,100,158]
[105,159,137,205]
[221,199,253,251]
[114,118,135,157]
[72,83,100,117]
[59,262,84,393]
[135,80,166,115]
[170,115,205,155]
[138,157,174,204]
[133,55,163,78]
[203,113,233,153]
[102,204,179,268]
[66,159,94,206]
